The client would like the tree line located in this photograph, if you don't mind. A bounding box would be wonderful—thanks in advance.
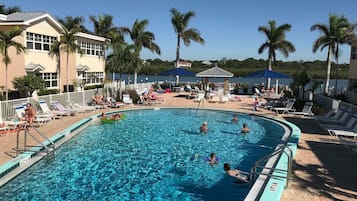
[0,3,355,99]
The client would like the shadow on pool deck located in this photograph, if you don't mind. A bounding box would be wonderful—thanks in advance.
[282,116,357,201]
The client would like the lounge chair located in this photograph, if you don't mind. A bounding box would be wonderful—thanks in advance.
[50,101,76,116]
[208,96,220,103]
[69,102,98,112]
[106,97,125,108]
[271,98,296,114]
[315,106,346,121]
[122,94,133,106]
[14,105,51,126]
[287,102,314,117]
[318,108,352,125]
[193,93,205,102]
[325,114,357,132]
[37,100,67,118]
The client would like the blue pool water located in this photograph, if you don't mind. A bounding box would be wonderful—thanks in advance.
[0,109,285,201]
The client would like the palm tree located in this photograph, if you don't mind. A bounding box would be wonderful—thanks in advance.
[332,16,355,95]
[0,27,26,100]
[106,43,137,97]
[170,8,205,68]
[89,13,125,43]
[57,16,89,33]
[50,27,82,94]
[0,4,21,14]
[311,14,355,94]
[258,20,295,89]
[124,19,160,84]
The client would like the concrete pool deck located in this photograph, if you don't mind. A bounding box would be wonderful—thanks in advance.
[0,92,356,201]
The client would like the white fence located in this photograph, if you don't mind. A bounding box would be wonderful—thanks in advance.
[0,82,154,121]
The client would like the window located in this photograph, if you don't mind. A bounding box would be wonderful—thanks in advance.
[83,72,104,84]
[78,41,104,56]
[351,46,357,60]
[36,72,58,88]
[26,32,56,51]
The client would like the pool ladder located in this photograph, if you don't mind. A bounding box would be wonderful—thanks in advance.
[15,125,56,161]
[249,145,293,187]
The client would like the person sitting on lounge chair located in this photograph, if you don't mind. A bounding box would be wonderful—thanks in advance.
[25,103,36,126]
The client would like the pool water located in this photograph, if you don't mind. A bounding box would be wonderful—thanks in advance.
[0,109,285,201]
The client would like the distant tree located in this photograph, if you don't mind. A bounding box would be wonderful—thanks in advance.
[258,20,295,89]
[0,4,21,14]
[170,8,205,68]
[311,14,355,95]
[0,27,26,100]
[57,16,89,33]
[123,19,160,84]
[50,27,82,93]
[12,74,45,97]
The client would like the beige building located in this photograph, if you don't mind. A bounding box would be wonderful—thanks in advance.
[0,12,107,95]
[347,36,357,104]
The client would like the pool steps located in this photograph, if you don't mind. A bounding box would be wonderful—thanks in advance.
[0,116,94,187]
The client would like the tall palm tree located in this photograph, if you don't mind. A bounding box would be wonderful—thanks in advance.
[57,16,89,33]
[258,20,295,89]
[124,19,160,84]
[90,13,125,43]
[332,16,355,95]
[0,4,21,14]
[170,8,205,68]
[0,27,26,100]
[50,27,82,94]
[106,43,137,97]
[311,14,355,94]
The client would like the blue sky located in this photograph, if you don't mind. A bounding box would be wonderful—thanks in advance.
[2,0,357,63]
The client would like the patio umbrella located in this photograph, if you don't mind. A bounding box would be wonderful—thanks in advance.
[159,67,195,84]
[244,69,291,95]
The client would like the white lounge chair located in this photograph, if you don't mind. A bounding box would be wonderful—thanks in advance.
[193,93,205,102]
[319,108,352,125]
[122,94,133,105]
[271,99,296,114]
[69,102,98,112]
[288,102,314,117]
[324,114,357,131]
[14,105,51,126]
[38,100,67,118]
[50,101,76,116]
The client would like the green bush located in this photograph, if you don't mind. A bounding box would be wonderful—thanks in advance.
[38,89,59,96]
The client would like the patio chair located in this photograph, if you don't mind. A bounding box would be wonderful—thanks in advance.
[14,105,51,126]
[318,108,352,126]
[325,114,357,131]
[193,93,205,102]
[315,106,347,121]
[50,101,76,116]
[122,94,133,105]
[37,100,67,118]
[69,102,98,112]
[271,98,296,114]
[287,102,314,117]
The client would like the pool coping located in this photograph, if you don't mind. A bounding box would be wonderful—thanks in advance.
[0,107,301,201]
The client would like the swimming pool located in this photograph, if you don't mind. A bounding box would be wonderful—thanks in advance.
[0,108,287,201]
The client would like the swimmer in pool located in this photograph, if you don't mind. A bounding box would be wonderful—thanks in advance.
[223,163,249,182]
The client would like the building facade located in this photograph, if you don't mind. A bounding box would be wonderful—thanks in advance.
[347,36,357,104]
[0,12,107,95]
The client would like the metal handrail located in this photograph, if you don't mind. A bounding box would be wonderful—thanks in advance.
[250,144,293,187]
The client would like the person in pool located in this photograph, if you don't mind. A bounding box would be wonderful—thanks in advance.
[231,114,239,123]
[200,121,208,133]
[223,163,249,182]
[241,123,250,133]
[207,152,219,165]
